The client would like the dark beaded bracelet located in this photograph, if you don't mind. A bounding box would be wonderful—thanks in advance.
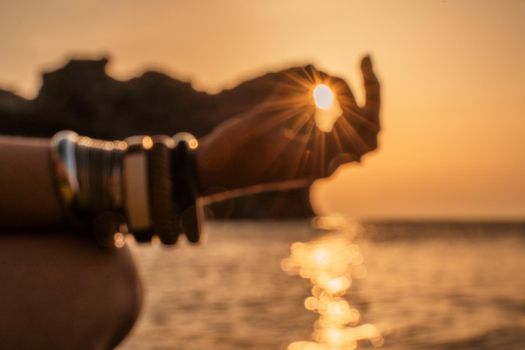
[148,136,181,245]
[171,133,202,243]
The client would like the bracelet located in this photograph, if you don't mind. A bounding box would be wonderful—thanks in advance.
[148,136,181,245]
[50,131,127,214]
[122,135,154,242]
[50,130,203,247]
[50,131,127,247]
[171,132,202,244]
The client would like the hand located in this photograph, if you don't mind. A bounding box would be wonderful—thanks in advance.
[196,56,381,199]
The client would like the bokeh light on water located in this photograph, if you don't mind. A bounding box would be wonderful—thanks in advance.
[123,221,525,349]
[281,216,383,350]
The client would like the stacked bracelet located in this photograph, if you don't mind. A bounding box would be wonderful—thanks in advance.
[50,130,202,248]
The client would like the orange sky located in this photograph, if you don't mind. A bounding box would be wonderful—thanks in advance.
[2,0,524,219]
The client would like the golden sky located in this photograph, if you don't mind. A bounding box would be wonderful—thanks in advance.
[2,0,524,219]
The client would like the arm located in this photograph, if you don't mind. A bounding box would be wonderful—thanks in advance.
[0,56,380,230]
[0,136,64,228]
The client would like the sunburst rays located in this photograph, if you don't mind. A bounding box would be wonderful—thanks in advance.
[258,68,369,180]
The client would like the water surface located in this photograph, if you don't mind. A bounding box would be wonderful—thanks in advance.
[119,221,525,349]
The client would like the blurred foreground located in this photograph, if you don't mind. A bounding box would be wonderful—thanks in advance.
[120,220,525,349]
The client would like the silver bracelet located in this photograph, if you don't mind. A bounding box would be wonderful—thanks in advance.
[50,130,127,247]
[51,131,127,214]
[50,130,80,209]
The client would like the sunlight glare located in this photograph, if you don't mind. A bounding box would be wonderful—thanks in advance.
[313,84,334,110]
[312,84,343,132]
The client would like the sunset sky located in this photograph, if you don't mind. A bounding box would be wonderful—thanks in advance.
[2,0,524,219]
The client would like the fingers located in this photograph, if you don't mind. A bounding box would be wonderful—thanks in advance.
[240,65,322,136]
[327,153,359,176]
[361,55,381,125]
[326,75,357,109]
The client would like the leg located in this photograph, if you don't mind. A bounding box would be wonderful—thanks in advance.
[0,231,142,350]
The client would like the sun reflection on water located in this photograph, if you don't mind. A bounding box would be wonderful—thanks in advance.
[282,216,383,350]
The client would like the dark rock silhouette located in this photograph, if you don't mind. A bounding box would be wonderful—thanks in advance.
[0,57,315,219]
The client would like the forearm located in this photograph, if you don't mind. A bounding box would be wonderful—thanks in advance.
[0,132,204,244]
[0,136,65,229]
[195,123,311,202]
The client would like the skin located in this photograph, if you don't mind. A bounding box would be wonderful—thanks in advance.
[0,233,142,350]
[0,56,380,349]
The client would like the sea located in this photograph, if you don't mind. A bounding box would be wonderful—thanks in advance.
[119,219,525,350]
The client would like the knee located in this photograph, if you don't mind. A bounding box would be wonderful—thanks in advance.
[0,233,144,350]
[101,244,144,348]
[70,238,144,349]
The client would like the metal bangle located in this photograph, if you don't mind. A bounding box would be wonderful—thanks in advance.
[50,130,80,211]
[50,130,127,248]
[75,135,126,214]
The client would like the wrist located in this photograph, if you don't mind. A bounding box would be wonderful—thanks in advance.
[194,134,236,197]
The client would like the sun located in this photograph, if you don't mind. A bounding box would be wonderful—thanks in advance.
[313,84,334,110]
[312,83,342,132]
